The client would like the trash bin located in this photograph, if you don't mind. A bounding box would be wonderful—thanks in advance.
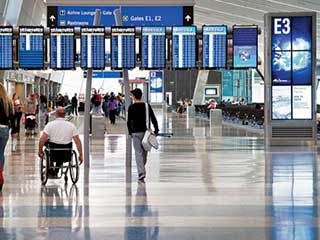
[210,109,222,126]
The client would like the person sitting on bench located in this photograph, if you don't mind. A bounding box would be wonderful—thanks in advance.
[38,107,83,177]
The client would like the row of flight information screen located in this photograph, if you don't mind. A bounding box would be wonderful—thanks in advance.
[0,25,258,70]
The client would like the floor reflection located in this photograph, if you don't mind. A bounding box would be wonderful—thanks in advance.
[38,185,82,238]
[266,149,318,240]
[125,183,159,240]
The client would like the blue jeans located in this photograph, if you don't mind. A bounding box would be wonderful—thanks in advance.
[0,127,9,170]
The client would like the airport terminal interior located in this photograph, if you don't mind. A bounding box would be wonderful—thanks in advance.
[0,0,320,239]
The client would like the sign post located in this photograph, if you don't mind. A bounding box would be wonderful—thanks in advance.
[264,12,317,145]
[84,9,101,169]
[114,8,132,183]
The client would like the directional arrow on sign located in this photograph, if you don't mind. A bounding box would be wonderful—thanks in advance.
[50,15,56,22]
[185,15,192,22]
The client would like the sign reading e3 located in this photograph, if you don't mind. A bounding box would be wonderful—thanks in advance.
[274,18,290,34]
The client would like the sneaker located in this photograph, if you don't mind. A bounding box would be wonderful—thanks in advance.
[138,173,145,182]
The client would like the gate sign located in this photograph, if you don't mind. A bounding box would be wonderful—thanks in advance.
[150,71,163,93]
[47,6,193,27]
[271,16,313,120]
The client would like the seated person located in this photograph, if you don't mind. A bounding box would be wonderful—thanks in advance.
[38,107,83,177]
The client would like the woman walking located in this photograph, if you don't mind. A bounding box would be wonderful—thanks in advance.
[0,83,14,190]
[11,93,23,151]
[127,88,159,181]
[108,95,118,124]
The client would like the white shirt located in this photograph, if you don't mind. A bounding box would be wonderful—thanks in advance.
[43,118,78,144]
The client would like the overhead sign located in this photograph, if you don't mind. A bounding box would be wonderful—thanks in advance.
[19,27,44,70]
[233,25,258,68]
[50,27,75,70]
[81,27,105,69]
[0,27,13,69]
[111,27,136,69]
[141,26,166,69]
[84,71,123,78]
[47,6,193,27]
[271,16,313,120]
[202,25,227,69]
[172,26,197,69]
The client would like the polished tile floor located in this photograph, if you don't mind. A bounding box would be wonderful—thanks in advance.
[1,112,319,239]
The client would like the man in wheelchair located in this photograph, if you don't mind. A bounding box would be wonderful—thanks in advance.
[38,107,83,177]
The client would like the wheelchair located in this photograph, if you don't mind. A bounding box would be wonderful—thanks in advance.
[40,142,79,185]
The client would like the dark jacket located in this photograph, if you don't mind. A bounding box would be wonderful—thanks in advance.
[127,102,159,135]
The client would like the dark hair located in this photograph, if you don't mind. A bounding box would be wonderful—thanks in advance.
[130,88,142,100]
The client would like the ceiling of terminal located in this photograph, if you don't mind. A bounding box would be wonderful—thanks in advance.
[194,0,320,58]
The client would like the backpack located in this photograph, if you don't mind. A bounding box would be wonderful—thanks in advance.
[94,94,102,106]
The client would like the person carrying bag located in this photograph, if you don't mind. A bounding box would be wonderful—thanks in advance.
[127,88,159,182]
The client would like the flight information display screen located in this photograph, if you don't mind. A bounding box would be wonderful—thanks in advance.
[50,27,75,70]
[172,26,197,69]
[233,25,258,68]
[19,27,44,69]
[111,27,135,69]
[271,16,313,120]
[141,26,166,69]
[202,25,227,68]
[0,27,13,69]
[81,27,105,69]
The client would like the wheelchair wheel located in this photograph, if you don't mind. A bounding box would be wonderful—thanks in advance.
[40,150,49,185]
[69,151,79,184]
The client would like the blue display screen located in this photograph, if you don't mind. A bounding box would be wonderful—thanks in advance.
[202,26,227,68]
[271,16,313,120]
[50,28,75,70]
[272,16,312,86]
[111,27,135,69]
[19,27,44,69]
[172,26,197,68]
[81,27,105,69]
[233,26,257,68]
[141,27,166,69]
[0,27,13,69]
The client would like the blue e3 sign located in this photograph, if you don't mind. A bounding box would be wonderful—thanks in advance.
[274,18,291,34]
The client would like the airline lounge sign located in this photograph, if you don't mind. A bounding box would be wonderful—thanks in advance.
[47,6,194,27]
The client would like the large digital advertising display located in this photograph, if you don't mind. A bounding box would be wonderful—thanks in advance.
[271,16,313,120]
[233,25,257,68]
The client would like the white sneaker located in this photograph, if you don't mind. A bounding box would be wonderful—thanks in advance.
[12,139,17,152]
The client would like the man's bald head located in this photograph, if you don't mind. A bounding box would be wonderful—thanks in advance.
[56,107,66,118]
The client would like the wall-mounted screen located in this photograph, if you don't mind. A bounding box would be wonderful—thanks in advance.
[111,27,135,69]
[233,25,257,68]
[50,27,75,70]
[172,26,197,69]
[141,26,166,69]
[81,27,105,69]
[202,25,227,68]
[271,16,313,120]
[204,87,218,95]
[19,27,44,69]
[0,27,13,69]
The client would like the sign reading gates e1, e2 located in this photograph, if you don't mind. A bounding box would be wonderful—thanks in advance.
[271,16,313,120]
[47,6,193,27]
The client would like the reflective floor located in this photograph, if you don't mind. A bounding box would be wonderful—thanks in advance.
[1,112,319,239]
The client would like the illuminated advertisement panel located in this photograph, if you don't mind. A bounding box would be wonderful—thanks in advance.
[233,25,258,68]
[271,16,313,120]
[272,86,291,120]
